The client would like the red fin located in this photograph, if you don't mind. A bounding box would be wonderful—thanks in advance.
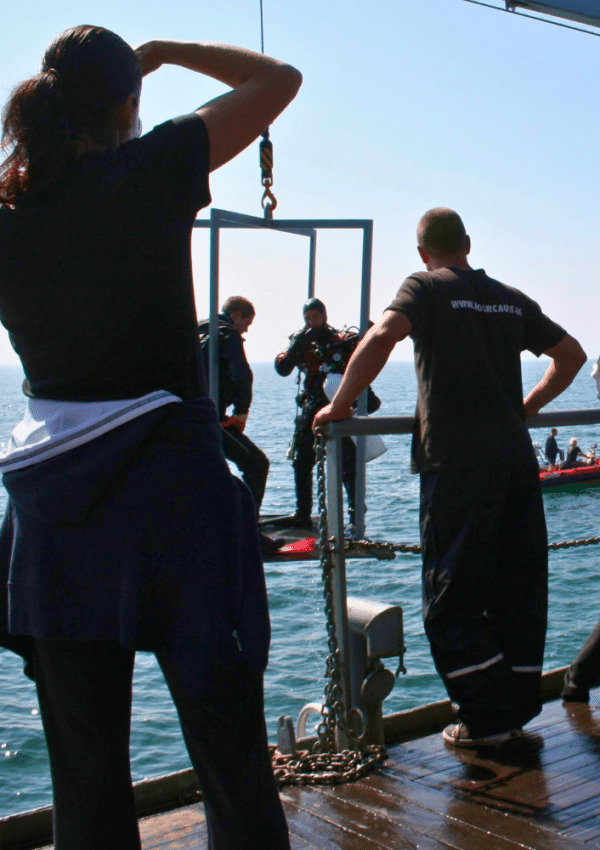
[277,537,316,554]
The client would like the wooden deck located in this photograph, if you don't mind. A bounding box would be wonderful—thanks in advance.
[31,688,600,849]
[136,691,600,850]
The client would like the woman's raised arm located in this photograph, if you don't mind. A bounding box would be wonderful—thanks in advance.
[135,40,302,172]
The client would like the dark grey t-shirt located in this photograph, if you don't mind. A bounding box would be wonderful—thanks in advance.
[387,267,566,472]
[0,113,211,401]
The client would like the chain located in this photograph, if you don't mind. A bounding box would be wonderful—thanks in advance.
[314,428,349,754]
[548,535,600,550]
[270,744,387,787]
[348,539,420,556]
[346,535,600,557]
[271,430,387,787]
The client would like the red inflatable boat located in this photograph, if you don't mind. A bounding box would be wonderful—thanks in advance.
[540,459,600,489]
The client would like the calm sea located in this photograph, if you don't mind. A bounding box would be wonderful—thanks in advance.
[1,359,600,816]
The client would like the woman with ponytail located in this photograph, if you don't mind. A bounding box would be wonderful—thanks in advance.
[0,25,301,850]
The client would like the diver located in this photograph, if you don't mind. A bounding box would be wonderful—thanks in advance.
[274,298,380,531]
[198,297,269,516]
[199,297,281,554]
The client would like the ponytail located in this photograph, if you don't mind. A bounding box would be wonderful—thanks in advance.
[0,69,71,205]
[0,25,141,206]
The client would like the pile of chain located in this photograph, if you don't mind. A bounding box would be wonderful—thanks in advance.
[271,744,386,787]
[272,430,387,788]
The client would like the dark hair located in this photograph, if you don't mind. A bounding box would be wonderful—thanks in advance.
[303,297,327,322]
[222,296,256,318]
[0,25,141,205]
[417,208,468,257]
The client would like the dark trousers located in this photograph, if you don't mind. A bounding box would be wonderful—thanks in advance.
[293,415,356,520]
[31,638,289,850]
[419,460,548,737]
[221,426,269,515]
[567,620,600,689]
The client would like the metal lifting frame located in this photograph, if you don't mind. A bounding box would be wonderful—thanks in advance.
[193,207,375,539]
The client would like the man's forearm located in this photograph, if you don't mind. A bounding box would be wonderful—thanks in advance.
[524,339,586,416]
[312,310,411,427]
[326,328,396,416]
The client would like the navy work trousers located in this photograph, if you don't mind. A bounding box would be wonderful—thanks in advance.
[31,638,290,850]
[419,459,548,737]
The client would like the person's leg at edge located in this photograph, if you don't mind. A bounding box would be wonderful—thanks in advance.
[156,639,290,850]
[221,426,269,516]
[341,436,357,527]
[292,416,316,522]
[32,639,140,850]
[562,620,600,701]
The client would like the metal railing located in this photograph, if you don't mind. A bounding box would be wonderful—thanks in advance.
[319,407,600,746]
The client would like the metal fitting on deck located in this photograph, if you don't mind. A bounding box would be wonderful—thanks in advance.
[347,596,405,745]
[290,596,406,752]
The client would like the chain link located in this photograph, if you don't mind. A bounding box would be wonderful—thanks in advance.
[270,744,387,787]
[346,534,600,556]
[314,428,353,754]
[547,534,600,550]
[271,430,387,787]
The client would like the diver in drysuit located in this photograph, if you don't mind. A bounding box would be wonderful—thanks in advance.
[275,298,380,530]
[199,296,269,516]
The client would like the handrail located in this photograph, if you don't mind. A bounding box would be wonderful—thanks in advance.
[319,406,600,751]
[325,407,600,438]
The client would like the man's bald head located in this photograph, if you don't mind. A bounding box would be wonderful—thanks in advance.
[417,208,468,258]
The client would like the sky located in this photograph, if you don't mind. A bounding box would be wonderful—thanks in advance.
[1,0,600,367]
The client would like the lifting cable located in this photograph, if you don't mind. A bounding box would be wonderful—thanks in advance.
[258,0,278,219]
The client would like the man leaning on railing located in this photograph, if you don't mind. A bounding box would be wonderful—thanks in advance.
[314,207,586,750]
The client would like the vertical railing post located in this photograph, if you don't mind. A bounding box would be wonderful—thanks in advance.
[326,432,352,749]
[353,221,374,540]
[308,232,317,299]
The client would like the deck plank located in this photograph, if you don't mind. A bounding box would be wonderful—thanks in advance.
[366,768,587,849]
[33,688,600,850]
[137,803,207,849]
[283,779,540,850]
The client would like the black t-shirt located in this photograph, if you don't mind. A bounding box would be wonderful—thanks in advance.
[0,114,211,401]
[387,267,566,472]
[545,435,559,462]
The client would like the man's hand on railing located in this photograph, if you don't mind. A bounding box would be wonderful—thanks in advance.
[312,401,354,429]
